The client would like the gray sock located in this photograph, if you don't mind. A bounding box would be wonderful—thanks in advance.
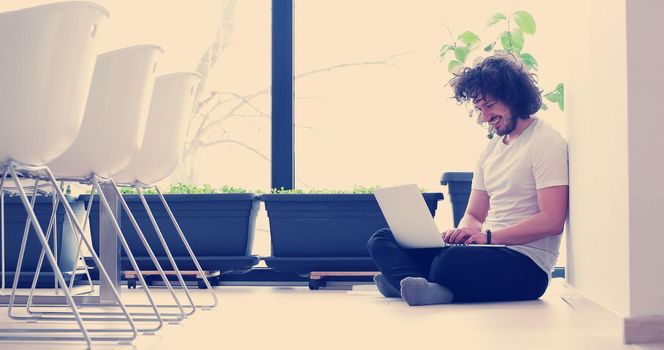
[400,277,453,306]
[373,273,401,298]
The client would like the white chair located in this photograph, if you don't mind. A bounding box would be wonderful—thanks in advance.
[6,44,166,345]
[0,2,138,348]
[49,45,162,178]
[0,2,105,166]
[114,72,218,308]
[37,45,192,329]
[114,73,201,185]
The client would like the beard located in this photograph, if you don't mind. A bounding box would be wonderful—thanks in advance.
[492,114,517,136]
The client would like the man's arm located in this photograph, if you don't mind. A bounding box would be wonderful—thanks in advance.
[457,189,489,231]
[444,185,568,244]
[442,189,489,242]
[489,185,568,245]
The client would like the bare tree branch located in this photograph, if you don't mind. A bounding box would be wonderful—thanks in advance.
[188,0,238,144]
[197,139,270,161]
[295,124,316,131]
[219,92,270,121]
[193,51,412,141]
[196,90,269,140]
[175,1,413,185]
[296,95,324,100]
[193,139,311,188]
[294,51,413,80]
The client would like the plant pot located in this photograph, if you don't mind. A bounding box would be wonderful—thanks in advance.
[260,193,444,273]
[440,172,473,227]
[1,195,84,287]
[80,193,260,273]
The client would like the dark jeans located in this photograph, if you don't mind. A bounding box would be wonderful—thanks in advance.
[367,228,549,303]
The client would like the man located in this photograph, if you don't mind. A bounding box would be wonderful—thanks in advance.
[367,54,569,306]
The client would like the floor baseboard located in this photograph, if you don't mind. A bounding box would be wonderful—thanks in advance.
[624,315,664,344]
[559,283,624,342]
[562,283,664,344]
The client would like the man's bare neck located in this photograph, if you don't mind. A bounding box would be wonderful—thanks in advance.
[503,117,535,145]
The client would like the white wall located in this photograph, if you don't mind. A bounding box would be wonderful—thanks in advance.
[568,0,664,321]
[566,0,631,317]
[626,0,664,317]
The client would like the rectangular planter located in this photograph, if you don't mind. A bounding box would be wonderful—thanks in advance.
[1,195,83,287]
[80,193,260,273]
[260,192,444,273]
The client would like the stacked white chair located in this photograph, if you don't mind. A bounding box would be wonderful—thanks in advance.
[113,72,219,309]
[41,44,195,328]
[0,2,141,348]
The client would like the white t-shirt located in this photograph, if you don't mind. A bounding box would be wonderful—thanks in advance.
[471,118,568,275]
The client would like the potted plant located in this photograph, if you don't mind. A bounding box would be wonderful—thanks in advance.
[260,186,444,274]
[80,183,260,275]
[439,10,564,139]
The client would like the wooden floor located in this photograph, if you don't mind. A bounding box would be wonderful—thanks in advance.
[1,279,664,350]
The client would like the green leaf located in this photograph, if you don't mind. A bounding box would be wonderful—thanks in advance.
[510,29,524,53]
[544,89,564,111]
[484,42,495,52]
[499,30,524,52]
[541,102,549,111]
[486,13,507,28]
[439,44,455,60]
[500,31,512,51]
[544,83,565,110]
[556,83,565,110]
[544,91,562,103]
[454,46,471,62]
[513,10,536,34]
[448,60,463,73]
[519,52,538,70]
[457,31,481,47]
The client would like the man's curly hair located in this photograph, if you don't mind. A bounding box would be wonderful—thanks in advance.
[449,54,541,120]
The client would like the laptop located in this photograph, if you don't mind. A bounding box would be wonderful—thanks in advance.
[374,184,505,249]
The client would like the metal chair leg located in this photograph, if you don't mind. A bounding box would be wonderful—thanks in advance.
[92,178,173,326]
[0,165,93,349]
[134,185,196,316]
[0,164,139,342]
[66,186,97,294]
[155,185,219,308]
[7,178,42,320]
[26,178,181,326]
[103,179,187,319]
[1,167,6,292]
[26,190,64,314]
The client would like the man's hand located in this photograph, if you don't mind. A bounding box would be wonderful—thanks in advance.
[442,228,487,244]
